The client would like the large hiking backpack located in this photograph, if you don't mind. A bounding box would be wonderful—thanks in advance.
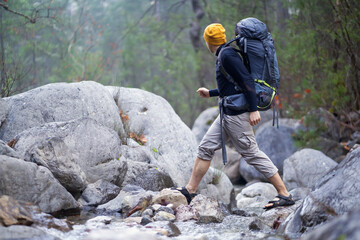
[218,18,281,165]
[235,17,280,93]
[218,18,280,115]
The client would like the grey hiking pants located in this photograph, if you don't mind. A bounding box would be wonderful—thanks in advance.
[197,112,278,179]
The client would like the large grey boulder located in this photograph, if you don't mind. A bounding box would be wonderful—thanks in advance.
[279,148,360,235]
[191,107,218,144]
[0,155,78,213]
[0,81,124,142]
[122,161,174,191]
[80,180,121,207]
[301,208,360,240]
[283,148,337,190]
[236,182,277,209]
[107,86,208,188]
[256,125,298,174]
[13,117,127,193]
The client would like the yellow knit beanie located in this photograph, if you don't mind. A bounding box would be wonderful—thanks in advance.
[203,23,226,46]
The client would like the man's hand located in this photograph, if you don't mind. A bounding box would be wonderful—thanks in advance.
[249,111,261,126]
[197,87,210,98]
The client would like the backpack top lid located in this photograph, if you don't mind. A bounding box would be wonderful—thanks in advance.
[235,17,268,40]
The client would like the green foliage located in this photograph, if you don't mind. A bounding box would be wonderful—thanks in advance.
[279,0,359,117]
[211,168,223,185]
[293,115,327,149]
[337,234,346,240]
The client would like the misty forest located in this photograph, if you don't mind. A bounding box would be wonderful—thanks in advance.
[1,0,359,128]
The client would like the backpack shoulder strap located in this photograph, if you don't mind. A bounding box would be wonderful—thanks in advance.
[217,46,242,92]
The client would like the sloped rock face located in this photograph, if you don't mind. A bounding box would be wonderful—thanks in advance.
[279,148,360,235]
[283,148,337,190]
[14,117,127,193]
[301,208,360,240]
[0,81,124,142]
[0,155,78,213]
[107,86,209,188]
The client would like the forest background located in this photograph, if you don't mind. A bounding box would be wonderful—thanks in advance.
[1,0,359,148]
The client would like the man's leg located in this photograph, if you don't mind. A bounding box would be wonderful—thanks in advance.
[264,172,292,208]
[268,172,289,197]
[224,113,293,208]
[186,157,211,194]
[183,115,222,194]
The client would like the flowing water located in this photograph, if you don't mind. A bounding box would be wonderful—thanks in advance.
[34,208,286,240]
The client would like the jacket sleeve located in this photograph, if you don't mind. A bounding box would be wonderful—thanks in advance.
[221,48,257,112]
[209,89,219,97]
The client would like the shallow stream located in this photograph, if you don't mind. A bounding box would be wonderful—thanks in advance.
[36,207,285,240]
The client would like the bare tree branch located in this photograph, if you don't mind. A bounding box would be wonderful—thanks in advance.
[0,2,36,23]
[168,0,187,13]
[119,3,155,41]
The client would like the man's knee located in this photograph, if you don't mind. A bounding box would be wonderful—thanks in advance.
[197,145,215,161]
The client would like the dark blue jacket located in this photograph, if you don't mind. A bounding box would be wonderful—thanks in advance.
[209,44,257,115]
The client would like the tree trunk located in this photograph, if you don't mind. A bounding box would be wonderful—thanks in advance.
[32,42,37,83]
[262,0,269,27]
[189,0,204,52]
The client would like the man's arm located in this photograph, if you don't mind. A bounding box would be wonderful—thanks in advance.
[249,111,261,126]
[197,88,219,98]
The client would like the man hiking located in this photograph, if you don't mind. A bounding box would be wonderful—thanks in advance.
[174,23,294,210]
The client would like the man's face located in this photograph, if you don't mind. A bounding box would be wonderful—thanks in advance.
[205,42,216,55]
[205,42,211,53]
